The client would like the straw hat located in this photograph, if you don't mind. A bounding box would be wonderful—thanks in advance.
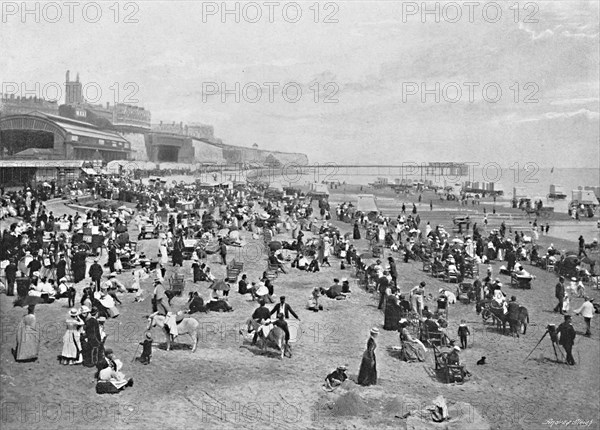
[370,327,379,336]
[68,308,79,317]
[79,305,91,314]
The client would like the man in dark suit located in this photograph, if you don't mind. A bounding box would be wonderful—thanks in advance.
[554,276,565,313]
[270,296,300,320]
[88,258,103,292]
[4,260,17,296]
[557,315,576,365]
[507,296,521,337]
[55,254,67,281]
[27,257,41,280]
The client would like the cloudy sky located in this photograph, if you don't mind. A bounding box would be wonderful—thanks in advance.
[1,1,598,167]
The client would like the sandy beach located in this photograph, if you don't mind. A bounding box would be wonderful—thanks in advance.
[1,185,599,430]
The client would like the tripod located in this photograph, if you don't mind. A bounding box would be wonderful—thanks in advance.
[524,329,565,363]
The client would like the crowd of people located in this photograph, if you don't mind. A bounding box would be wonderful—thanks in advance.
[2,172,598,398]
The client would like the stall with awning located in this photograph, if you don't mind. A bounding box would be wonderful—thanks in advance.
[356,194,379,213]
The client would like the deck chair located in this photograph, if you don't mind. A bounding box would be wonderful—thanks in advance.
[168,274,185,297]
[446,271,459,283]
[422,260,432,273]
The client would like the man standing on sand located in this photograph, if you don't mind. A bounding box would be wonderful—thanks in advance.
[554,276,565,314]
[557,315,576,365]
[574,297,594,337]
[88,258,103,292]
[219,238,227,265]
[507,296,521,337]
[578,236,587,257]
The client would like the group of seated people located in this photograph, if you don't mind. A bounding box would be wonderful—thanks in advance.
[291,253,320,272]
[319,278,351,299]
[191,259,216,283]
[27,272,75,304]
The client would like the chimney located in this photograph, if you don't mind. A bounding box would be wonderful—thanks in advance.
[76,73,80,82]
[106,102,110,109]
[160,120,163,125]
[66,70,70,82]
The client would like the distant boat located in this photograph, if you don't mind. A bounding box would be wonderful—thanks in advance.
[550,166,554,173]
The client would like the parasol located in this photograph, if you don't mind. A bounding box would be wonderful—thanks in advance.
[268,241,282,251]
[210,280,230,291]
[13,295,44,307]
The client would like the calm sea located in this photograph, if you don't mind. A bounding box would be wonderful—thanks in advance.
[270,166,598,211]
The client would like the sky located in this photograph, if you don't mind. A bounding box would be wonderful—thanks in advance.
[1,0,599,167]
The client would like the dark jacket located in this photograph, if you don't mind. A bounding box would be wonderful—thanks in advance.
[270,302,299,319]
[557,322,576,347]
[252,305,271,322]
[507,301,521,320]
[89,263,103,280]
[555,282,564,299]
[377,276,389,293]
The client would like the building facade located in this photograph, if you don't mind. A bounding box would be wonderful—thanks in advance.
[0,94,59,117]
[0,112,131,162]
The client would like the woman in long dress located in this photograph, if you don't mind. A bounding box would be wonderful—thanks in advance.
[357,328,378,386]
[399,320,427,362]
[60,308,84,365]
[159,236,169,265]
[13,305,40,362]
[353,221,361,240]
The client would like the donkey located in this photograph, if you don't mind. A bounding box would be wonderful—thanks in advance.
[147,313,200,352]
[245,318,290,360]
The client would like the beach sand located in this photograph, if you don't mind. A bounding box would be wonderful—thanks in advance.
[1,186,599,430]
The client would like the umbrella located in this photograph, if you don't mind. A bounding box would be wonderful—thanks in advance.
[359,252,374,259]
[218,228,230,237]
[452,238,464,244]
[268,241,282,251]
[13,295,44,307]
[210,280,230,291]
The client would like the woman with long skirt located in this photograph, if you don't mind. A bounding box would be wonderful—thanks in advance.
[13,305,40,362]
[60,308,84,365]
[399,319,427,362]
[357,328,378,386]
[353,221,361,240]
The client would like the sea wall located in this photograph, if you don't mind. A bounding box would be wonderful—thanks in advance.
[121,132,149,161]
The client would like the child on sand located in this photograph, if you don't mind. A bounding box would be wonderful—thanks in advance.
[137,332,153,365]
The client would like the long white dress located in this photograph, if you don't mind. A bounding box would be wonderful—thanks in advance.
[61,317,83,363]
[159,239,169,265]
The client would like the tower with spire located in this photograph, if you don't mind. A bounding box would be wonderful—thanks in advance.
[65,70,83,105]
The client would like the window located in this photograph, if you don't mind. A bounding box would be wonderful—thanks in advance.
[99,139,104,145]
[71,135,79,141]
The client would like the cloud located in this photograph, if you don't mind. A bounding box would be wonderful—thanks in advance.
[516,109,599,123]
